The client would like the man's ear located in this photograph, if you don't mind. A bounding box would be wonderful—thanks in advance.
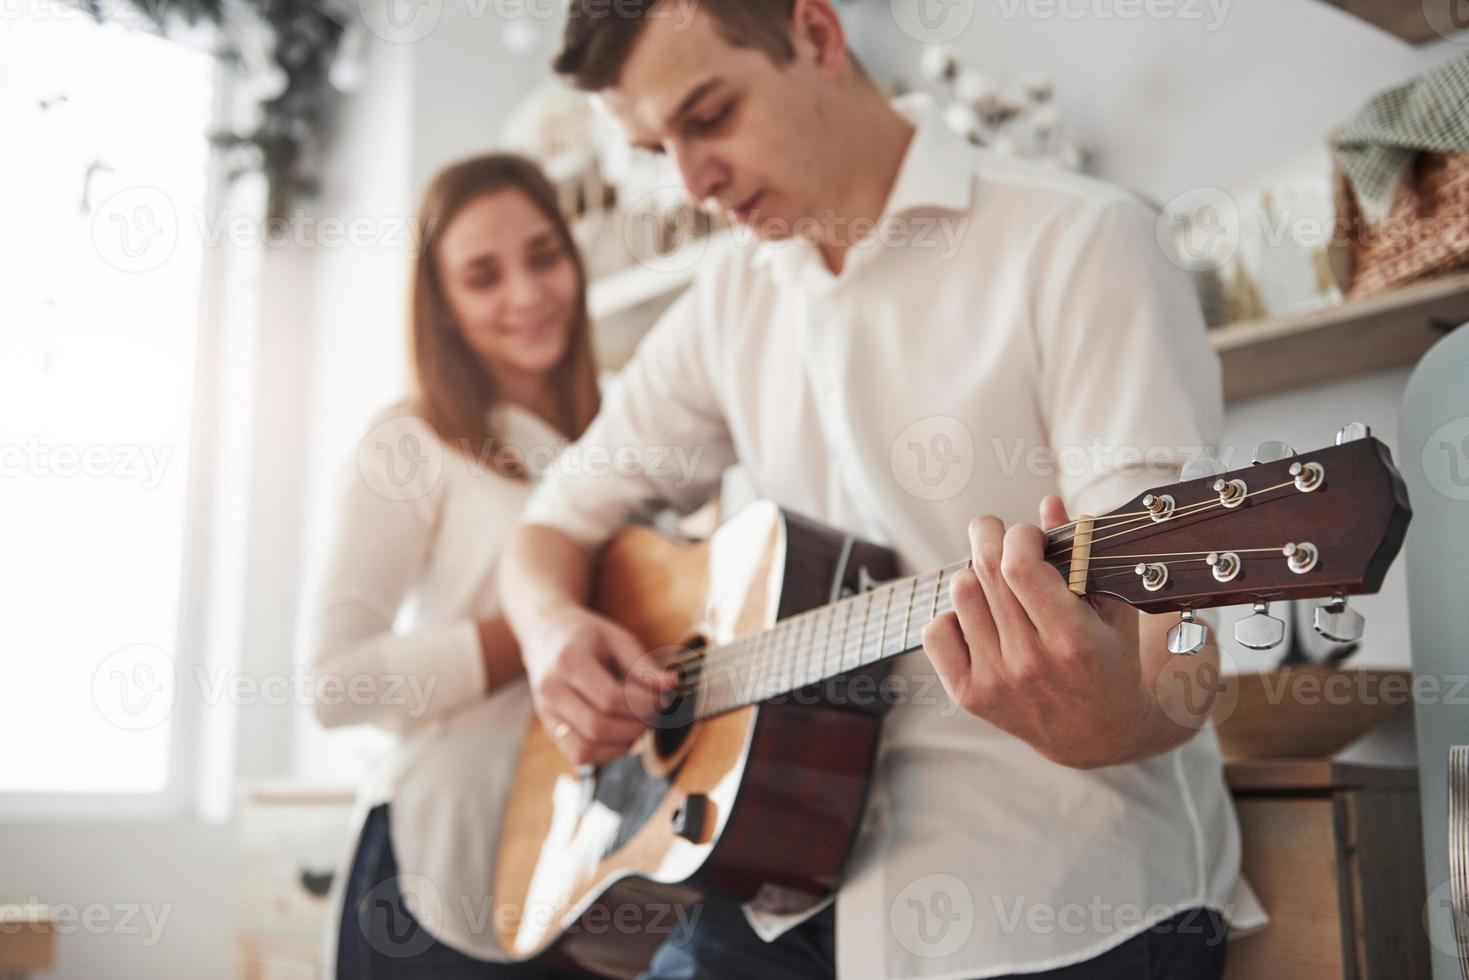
[789,0,850,79]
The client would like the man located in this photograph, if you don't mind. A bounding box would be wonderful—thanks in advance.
[500,1,1263,976]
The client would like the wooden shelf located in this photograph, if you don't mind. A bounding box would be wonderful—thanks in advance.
[1211,270,1469,403]
[1316,0,1459,44]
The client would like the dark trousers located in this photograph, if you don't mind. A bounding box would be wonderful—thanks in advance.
[340,805,1227,980]
[641,895,1227,980]
[336,804,572,979]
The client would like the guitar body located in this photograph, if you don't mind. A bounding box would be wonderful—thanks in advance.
[493,501,897,977]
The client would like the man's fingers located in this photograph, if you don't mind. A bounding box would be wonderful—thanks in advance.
[542,676,646,746]
[949,564,999,673]
[1001,521,1080,637]
[968,516,1035,657]
[1038,494,1069,532]
[598,621,676,694]
[561,659,655,731]
[921,612,976,707]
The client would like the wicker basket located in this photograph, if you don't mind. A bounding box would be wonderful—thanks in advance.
[1331,150,1469,298]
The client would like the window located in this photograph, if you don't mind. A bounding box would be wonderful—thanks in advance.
[0,11,215,799]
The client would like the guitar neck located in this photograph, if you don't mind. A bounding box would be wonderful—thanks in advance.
[682,435,1411,721]
[688,549,1074,720]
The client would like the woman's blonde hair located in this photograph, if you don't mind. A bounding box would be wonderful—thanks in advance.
[408,153,600,473]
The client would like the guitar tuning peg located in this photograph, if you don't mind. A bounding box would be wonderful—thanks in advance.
[1313,595,1365,643]
[1181,454,1224,481]
[1167,609,1209,655]
[1235,601,1285,650]
[1250,441,1296,465]
[1335,422,1371,445]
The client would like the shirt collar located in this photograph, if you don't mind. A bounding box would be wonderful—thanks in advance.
[751,92,975,275]
[488,402,565,448]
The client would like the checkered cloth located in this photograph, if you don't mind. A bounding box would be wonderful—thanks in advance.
[1333,52,1469,224]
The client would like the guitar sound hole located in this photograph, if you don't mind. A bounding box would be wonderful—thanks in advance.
[652,694,694,758]
[651,637,702,759]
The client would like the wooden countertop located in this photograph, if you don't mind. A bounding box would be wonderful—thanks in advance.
[1225,758,1419,793]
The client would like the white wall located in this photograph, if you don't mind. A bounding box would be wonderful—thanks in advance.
[854,1,1466,201]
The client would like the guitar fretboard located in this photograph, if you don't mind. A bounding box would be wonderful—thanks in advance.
[688,550,1072,719]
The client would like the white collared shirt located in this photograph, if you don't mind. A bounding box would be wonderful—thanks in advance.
[309,401,563,969]
[523,96,1266,978]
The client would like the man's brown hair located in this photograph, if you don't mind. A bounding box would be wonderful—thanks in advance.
[554,0,797,91]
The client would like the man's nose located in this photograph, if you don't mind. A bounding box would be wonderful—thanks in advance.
[670,142,728,206]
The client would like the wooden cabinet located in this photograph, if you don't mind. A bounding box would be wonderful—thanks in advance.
[1225,760,1430,979]
[0,905,56,978]
[234,783,356,980]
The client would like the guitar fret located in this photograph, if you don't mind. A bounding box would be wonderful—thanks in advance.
[899,578,910,655]
[857,590,869,667]
[803,613,816,687]
[792,613,803,689]
[875,585,890,664]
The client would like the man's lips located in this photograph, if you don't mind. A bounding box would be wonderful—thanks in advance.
[731,191,764,222]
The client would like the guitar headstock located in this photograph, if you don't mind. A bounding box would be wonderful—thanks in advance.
[1067,426,1411,653]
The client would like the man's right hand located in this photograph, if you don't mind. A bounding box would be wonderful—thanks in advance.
[520,603,675,765]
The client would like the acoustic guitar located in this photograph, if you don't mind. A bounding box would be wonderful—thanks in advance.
[493,428,1411,976]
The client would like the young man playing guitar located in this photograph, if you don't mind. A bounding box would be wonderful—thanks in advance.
[500,1,1264,976]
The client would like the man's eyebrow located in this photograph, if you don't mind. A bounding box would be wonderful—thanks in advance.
[665,77,722,128]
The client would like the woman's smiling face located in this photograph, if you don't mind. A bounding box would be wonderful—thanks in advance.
[435,187,581,381]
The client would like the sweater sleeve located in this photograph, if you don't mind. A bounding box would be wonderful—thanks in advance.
[306,409,487,734]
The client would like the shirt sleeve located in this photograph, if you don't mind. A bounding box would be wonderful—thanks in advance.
[1035,196,1224,520]
[306,410,487,733]
[521,275,738,550]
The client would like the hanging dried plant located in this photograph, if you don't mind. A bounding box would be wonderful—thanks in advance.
[79,0,350,219]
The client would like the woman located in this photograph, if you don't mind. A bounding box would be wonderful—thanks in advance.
[310,154,600,978]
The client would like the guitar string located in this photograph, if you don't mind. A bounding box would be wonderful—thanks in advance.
[672,544,1280,699]
[1039,461,1291,538]
[1042,477,1299,559]
[674,512,1291,695]
[666,479,1306,704]
[674,529,1272,698]
[675,505,1275,690]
